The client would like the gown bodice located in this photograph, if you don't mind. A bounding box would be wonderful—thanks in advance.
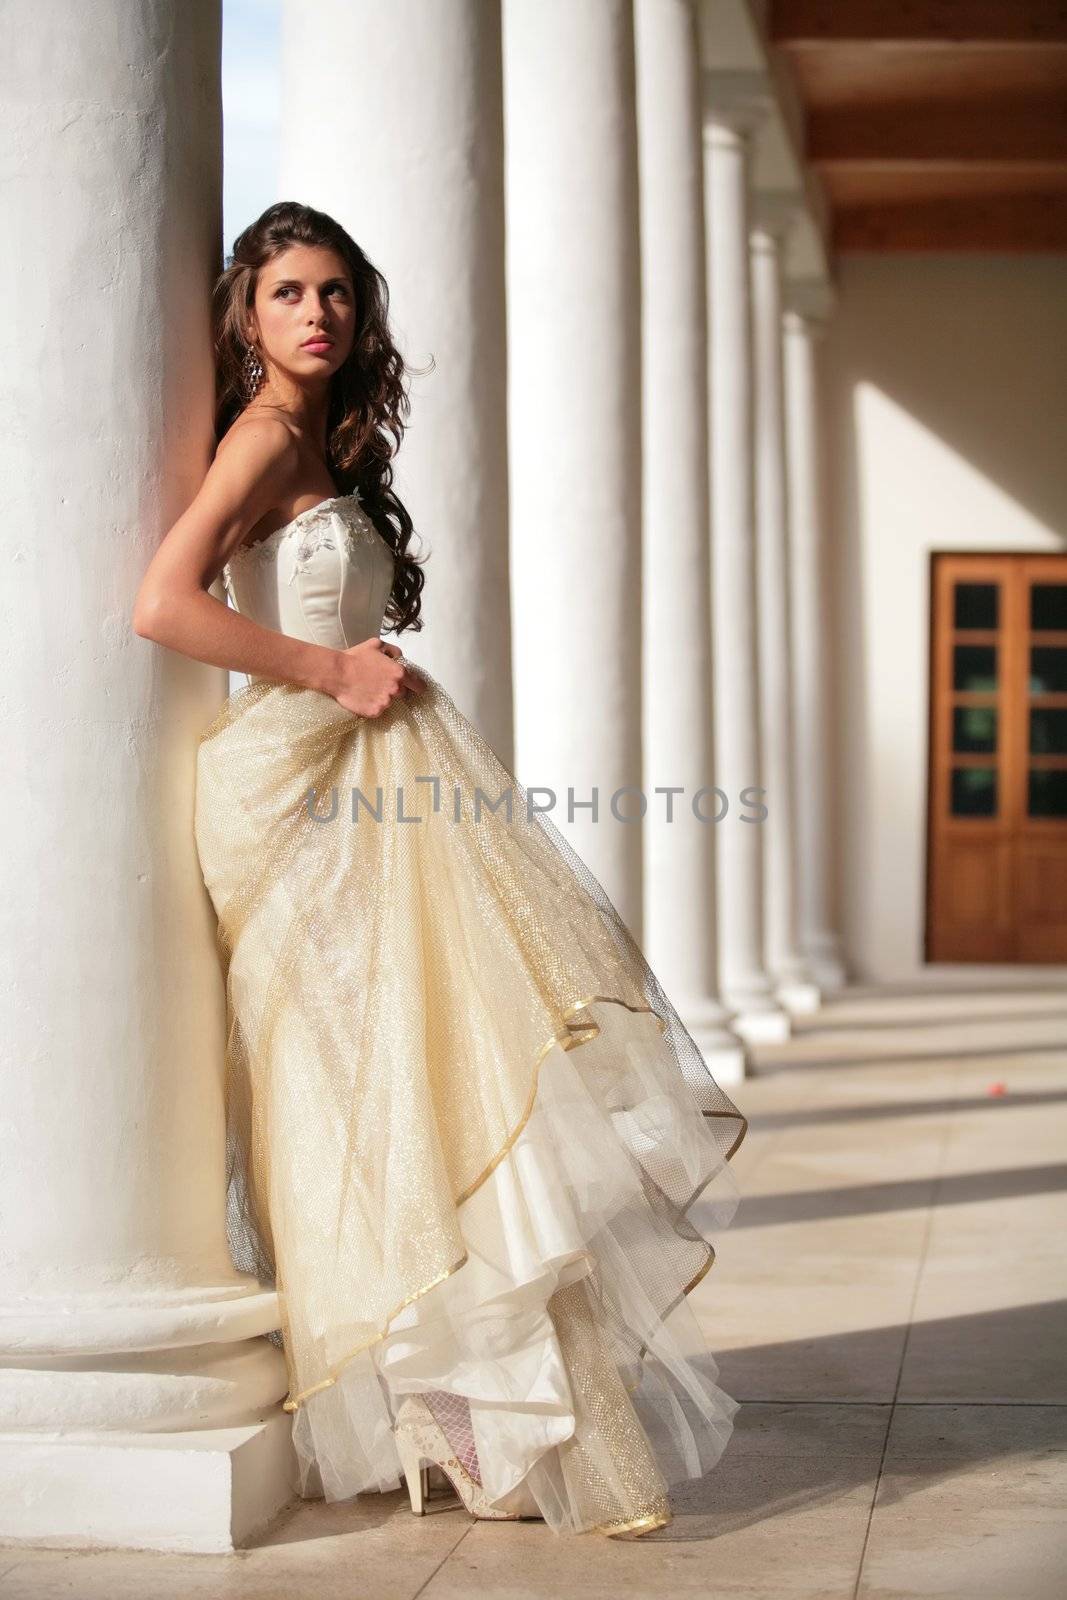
[221,492,395,683]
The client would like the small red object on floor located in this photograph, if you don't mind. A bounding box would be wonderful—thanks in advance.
[986,1082,1008,1096]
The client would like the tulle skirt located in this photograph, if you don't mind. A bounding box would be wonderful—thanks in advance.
[193,660,747,1536]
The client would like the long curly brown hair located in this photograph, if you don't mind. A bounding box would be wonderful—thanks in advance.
[212,200,426,635]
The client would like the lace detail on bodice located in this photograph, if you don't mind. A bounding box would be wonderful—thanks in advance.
[221,490,383,598]
[217,490,396,680]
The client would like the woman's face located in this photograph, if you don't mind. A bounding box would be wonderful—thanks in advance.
[249,242,356,387]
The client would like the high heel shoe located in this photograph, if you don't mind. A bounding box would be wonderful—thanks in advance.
[393,1392,522,1520]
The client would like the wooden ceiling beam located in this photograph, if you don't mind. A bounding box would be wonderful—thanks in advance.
[832,191,1067,250]
[771,1,1067,45]
[818,161,1067,203]
[770,3,1067,250]
[783,42,1067,100]
[809,105,1067,164]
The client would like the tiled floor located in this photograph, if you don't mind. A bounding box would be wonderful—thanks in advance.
[3,985,1066,1599]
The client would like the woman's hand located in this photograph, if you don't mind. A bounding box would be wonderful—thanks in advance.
[330,637,427,717]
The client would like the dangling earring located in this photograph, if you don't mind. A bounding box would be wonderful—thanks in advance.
[241,340,264,402]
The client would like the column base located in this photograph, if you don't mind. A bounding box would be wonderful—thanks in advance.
[676,1001,745,1084]
[699,1035,748,1085]
[801,933,848,995]
[725,1001,792,1044]
[807,953,848,994]
[0,1414,297,1554]
[774,977,823,1015]
[692,1028,749,1085]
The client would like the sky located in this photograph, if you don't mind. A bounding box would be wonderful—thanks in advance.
[222,0,282,254]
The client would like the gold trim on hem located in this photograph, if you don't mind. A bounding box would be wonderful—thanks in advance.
[599,1505,673,1538]
[279,991,747,1413]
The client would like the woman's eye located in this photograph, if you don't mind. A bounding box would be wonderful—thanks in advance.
[274,285,346,300]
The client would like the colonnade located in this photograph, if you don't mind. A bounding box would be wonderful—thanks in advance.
[0,0,845,1551]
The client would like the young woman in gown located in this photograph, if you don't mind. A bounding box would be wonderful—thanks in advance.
[132,200,747,1539]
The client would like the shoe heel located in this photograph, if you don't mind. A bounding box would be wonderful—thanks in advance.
[394,1393,520,1521]
[395,1426,431,1515]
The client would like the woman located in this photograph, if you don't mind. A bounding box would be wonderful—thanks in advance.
[132,200,747,1538]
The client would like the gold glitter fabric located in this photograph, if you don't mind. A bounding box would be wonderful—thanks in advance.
[540,1274,673,1536]
[194,662,747,1535]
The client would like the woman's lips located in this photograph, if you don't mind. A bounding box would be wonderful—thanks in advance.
[301,339,334,354]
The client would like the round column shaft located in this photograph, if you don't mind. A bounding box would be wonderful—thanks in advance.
[636,0,743,1080]
[504,0,644,930]
[703,101,790,1043]
[750,212,822,1015]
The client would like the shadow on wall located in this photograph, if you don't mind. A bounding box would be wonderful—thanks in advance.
[826,254,1067,539]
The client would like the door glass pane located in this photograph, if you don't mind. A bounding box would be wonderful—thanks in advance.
[1030,647,1067,694]
[953,705,997,753]
[1028,769,1067,818]
[1030,708,1067,755]
[1030,583,1067,632]
[951,767,997,817]
[954,582,998,630]
[953,645,997,692]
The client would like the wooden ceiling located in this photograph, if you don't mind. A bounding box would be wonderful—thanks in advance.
[770,1,1067,250]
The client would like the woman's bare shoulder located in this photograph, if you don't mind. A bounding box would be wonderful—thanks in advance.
[214,409,301,472]
[171,414,300,555]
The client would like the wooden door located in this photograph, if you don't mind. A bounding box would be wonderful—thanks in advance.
[926,553,1067,962]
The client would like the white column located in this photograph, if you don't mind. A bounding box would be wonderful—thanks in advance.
[279,0,513,758]
[0,2,290,1553]
[750,205,822,1015]
[784,294,848,993]
[703,88,790,1043]
[504,0,644,932]
[635,0,743,1081]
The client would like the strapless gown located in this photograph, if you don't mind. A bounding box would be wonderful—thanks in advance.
[194,490,747,1537]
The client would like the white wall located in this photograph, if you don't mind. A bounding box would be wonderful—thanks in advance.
[822,255,1067,982]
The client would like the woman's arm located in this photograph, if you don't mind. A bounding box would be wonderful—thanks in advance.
[131,417,349,696]
[132,419,421,716]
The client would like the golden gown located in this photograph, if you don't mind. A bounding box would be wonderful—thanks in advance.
[194,491,747,1536]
